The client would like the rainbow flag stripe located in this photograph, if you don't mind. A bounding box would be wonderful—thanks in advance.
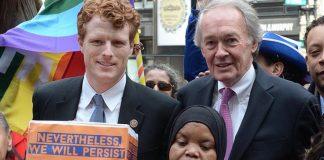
[0,0,82,52]
[0,0,84,134]
[0,0,138,136]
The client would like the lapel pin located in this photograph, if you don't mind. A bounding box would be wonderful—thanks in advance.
[130,119,138,128]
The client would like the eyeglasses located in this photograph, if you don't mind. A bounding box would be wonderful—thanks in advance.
[145,81,174,91]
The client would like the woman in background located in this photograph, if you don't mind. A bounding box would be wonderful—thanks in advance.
[144,64,179,98]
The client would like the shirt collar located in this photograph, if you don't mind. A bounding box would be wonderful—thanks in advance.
[80,74,126,112]
[101,74,126,112]
[218,65,256,100]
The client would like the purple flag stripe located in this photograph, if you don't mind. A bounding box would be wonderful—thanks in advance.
[0,28,79,53]
[129,0,134,7]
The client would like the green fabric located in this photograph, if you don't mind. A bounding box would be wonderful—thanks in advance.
[40,0,83,15]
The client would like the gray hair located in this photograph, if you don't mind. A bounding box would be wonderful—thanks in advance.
[194,0,263,52]
[0,112,10,133]
[144,64,179,97]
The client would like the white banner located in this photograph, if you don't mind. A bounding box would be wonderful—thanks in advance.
[157,0,191,46]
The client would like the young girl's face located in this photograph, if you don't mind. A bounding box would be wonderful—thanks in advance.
[169,122,217,160]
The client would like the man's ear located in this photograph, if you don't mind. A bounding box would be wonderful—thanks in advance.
[129,41,134,57]
[251,41,259,53]
[130,41,134,50]
[305,56,310,71]
[201,48,207,58]
[78,36,84,52]
[7,131,12,151]
[272,62,284,76]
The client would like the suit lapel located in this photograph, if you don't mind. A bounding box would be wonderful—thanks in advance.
[191,75,217,106]
[55,96,80,120]
[118,76,144,133]
[230,64,274,160]
[54,77,83,120]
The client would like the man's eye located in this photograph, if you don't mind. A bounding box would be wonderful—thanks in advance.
[311,51,320,56]
[307,47,322,57]
[206,41,214,45]
[205,41,216,49]
[225,38,238,46]
[113,41,125,47]
[310,49,322,57]
[91,40,104,46]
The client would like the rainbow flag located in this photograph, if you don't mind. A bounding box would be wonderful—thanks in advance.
[0,0,140,136]
[0,0,85,135]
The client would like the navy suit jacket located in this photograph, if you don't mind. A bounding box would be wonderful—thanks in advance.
[177,63,321,160]
[32,75,180,160]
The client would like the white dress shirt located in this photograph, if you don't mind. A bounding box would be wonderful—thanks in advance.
[75,74,126,124]
[213,65,256,139]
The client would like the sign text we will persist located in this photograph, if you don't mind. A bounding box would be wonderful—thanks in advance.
[27,132,126,158]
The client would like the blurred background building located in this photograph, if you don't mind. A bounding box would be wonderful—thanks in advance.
[133,0,323,84]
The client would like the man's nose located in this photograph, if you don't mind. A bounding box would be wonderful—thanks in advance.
[103,42,113,56]
[215,44,228,57]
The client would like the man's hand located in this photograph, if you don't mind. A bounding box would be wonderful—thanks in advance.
[196,70,210,79]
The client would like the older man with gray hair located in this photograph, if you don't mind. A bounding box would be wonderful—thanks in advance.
[177,0,320,159]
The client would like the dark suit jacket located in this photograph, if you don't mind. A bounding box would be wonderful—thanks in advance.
[177,63,321,160]
[308,81,324,130]
[32,76,180,160]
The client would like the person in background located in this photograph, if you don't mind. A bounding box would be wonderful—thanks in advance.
[305,15,324,120]
[168,105,226,160]
[255,32,309,85]
[303,15,324,160]
[304,131,324,160]
[177,0,320,159]
[32,0,180,159]
[0,0,40,34]
[0,112,12,160]
[0,1,40,159]
[0,112,22,160]
[144,64,179,98]
[183,0,210,81]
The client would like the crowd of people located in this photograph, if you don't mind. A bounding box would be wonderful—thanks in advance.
[1,0,324,159]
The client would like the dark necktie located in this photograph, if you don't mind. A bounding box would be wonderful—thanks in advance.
[220,88,235,160]
[89,94,105,123]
